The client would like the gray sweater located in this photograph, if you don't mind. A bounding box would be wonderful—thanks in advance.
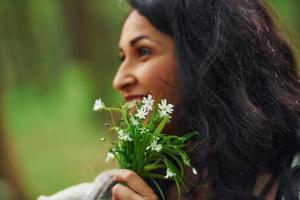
[37,169,117,200]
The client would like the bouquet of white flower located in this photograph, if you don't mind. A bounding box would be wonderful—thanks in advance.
[93,95,198,199]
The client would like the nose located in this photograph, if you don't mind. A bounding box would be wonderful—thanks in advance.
[112,63,136,92]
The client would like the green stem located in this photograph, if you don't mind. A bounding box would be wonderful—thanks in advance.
[104,107,122,112]
[144,164,165,172]
[109,110,116,127]
[142,172,165,179]
[153,116,169,135]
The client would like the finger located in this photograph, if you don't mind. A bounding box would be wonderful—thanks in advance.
[112,183,140,200]
[114,169,156,197]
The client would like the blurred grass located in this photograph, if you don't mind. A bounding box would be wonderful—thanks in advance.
[4,65,116,199]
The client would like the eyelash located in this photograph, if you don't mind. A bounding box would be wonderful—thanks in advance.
[118,47,152,63]
[119,55,125,62]
[137,47,151,58]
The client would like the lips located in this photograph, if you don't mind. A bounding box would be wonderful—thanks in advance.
[124,95,147,102]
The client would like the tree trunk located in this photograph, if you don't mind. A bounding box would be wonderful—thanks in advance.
[0,40,27,200]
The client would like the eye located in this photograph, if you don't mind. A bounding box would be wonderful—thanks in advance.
[137,47,151,58]
[118,53,125,62]
[119,55,125,62]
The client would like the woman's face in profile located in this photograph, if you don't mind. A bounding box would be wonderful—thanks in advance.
[113,10,178,105]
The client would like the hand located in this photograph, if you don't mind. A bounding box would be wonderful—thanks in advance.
[112,169,159,200]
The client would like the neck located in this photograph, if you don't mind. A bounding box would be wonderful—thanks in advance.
[254,172,279,200]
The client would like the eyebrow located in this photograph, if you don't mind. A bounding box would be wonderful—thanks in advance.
[129,35,152,46]
[119,35,158,54]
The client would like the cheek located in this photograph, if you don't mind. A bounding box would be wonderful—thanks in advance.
[141,54,177,82]
[137,57,177,102]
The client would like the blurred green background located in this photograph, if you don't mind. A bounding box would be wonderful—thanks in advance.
[0,0,299,199]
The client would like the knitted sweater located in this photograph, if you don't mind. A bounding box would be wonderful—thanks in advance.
[37,169,117,200]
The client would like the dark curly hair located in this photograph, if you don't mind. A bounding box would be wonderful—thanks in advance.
[126,0,300,199]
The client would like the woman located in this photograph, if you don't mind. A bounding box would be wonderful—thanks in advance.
[39,0,300,199]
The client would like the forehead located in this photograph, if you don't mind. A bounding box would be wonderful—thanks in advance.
[119,10,166,46]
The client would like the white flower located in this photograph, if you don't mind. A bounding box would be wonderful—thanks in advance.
[93,98,105,111]
[192,167,198,175]
[142,94,154,111]
[164,168,176,179]
[147,140,162,152]
[158,99,174,117]
[135,107,148,119]
[117,130,133,142]
[105,152,114,162]
[140,127,149,134]
[130,116,139,126]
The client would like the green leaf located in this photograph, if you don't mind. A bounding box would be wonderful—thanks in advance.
[150,178,165,200]
[144,164,165,172]
[153,116,169,136]
[141,172,165,179]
